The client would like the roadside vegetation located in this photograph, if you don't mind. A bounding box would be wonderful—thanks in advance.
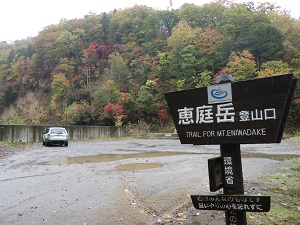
[0,0,300,130]
[247,137,300,225]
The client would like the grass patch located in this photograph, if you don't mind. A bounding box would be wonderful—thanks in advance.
[247,158,300,225]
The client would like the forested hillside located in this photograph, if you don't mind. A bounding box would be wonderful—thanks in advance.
[0,1,300,131]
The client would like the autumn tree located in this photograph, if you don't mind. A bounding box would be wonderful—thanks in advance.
[153,102,168,128]
[167,21,198,50]
[94,79,120,107]
[108,5,159,46]
[64,102,80,125]
[32,25,68,78]
[50,72,71,111]
[64,100,95,125]
[283,40,300,67]
[82,13,106,43]
[225,50,257,81]
[84,41,113,69]
[135,79,162,121]
[11,56,31,86]
[55,58,77,80]
[108,52,130,83]
[136,85,154,120]
[130,53,156,85]
[257,60,291,78]
[0,42,14,81]
[163,22,201,87]
[101,102,125,126]
[193,70,212,88]
[193,27,223,72]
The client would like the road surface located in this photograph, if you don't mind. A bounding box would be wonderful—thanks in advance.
[0,138,299,225]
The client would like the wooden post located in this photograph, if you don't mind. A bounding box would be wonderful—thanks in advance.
[217,75,247,225]
[220,143,247,225]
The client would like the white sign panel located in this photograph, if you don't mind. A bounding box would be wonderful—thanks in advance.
[207,83,232,104]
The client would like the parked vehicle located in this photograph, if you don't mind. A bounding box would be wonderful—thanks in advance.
[42,127,68,147]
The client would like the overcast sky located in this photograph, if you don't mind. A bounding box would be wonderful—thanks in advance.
[1,0,299,43]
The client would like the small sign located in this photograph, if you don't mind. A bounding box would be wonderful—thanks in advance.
[207,83,232,104]
[165,74,297,145]
[208,157,223,192]
[190,195,271,212]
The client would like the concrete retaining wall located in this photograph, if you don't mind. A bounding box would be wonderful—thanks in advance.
[0,125,127,143]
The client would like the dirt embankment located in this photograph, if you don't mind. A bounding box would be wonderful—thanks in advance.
[0,90,49,121]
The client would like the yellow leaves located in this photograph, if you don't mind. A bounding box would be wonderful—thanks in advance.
[257,60,291,78]
[50,72,71,111]
[51,72,71,91]
[257,69,275,78]
[167,21,198,50]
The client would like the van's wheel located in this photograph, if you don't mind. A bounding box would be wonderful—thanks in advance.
[65,142,68,147]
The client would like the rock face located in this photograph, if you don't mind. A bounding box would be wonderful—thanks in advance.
[0,91,49,121]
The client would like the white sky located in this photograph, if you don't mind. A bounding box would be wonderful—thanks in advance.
[0,0,299,43]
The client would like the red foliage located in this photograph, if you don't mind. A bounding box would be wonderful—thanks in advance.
[154,103,168,120]
[114,103,124,114]
[103,102,124,119]
[97,44,113,60]
[85,42,99,59]
[130,46,143,60]
[85,42,113,60]
[158,109,168,120]
[104,102,114,112]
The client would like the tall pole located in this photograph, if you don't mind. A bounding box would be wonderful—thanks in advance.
[86,63,90,86]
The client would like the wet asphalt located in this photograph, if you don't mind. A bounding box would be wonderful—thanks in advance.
[0,138,299,225]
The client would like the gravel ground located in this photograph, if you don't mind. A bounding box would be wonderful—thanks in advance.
[0,138,299,225]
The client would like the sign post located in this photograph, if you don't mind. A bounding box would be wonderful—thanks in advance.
[220,143,246,224]
[165,74,297,225]
[217,76,246,225]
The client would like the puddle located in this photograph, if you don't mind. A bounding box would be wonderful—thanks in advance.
[42,151,199,165]
[115,163,164,170]
[242,153,300,161]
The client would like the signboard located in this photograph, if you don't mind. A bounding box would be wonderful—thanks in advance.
[190,195,271,212]
[208,157,223,192]
[165,74,297,145]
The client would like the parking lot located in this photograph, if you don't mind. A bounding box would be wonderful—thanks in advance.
[0,138,299,224]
